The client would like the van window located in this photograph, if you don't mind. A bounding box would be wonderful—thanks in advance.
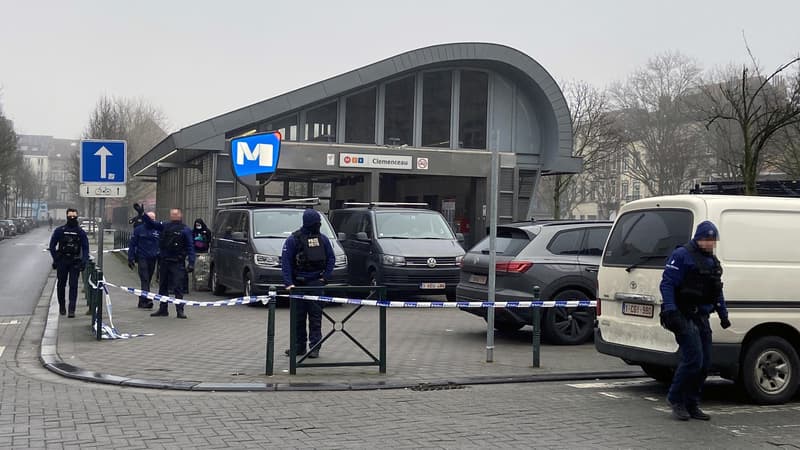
[375,211,454,239]
[470,227,533,256]
[547,229,585,255]
[602,209,693,268]
[252,209,336,239]
[330,211,351,233]
[213,211,230,235]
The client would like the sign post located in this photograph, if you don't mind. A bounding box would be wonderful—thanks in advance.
[79,139,127,271]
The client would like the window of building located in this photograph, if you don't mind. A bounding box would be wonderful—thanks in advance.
[459,71,488,149]
[383,76,415,146]
[621,181,629,200]
[632,181,641,200]
[304,102,337,142]
[261,114,298,141]
[421,71,452,147]
[345,89,376,144]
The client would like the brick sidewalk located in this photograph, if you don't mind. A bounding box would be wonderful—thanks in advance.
[52,242,637,387]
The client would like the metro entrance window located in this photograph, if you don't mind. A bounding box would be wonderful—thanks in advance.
[383,76,414,146]
[459,71,488,149]
[422,71,452,148]
[305,102,337,142]
[345,89,376,144]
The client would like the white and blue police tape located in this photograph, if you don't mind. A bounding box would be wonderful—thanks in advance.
[111,284,273,307]
[280,293,596,308]
[88,278,154,340]
[42,247,128,254]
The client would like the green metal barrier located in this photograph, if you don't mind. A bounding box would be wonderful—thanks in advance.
[532,286,542,368]
[286,285,387,375]
[82,262,103,341]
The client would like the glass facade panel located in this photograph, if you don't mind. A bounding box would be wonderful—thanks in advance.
[422,71,452,148]
[459,71,488,149]
[261,114,298,141]
[383,76,414,146]
[304,102,337,142]
[345,89,376,144]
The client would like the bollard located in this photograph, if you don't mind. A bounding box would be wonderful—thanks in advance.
[379,286,387,373]
[95,269,103,341]
[289,291,297,374]
[265,287,276,376]
[84,260,96,308]
[532,285,541,368]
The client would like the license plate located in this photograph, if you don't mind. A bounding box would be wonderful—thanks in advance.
[420,282,446,289]
[468,274,488,285]
[622,302,654,318]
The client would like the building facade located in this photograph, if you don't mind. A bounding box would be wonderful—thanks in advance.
[131,43,580,246]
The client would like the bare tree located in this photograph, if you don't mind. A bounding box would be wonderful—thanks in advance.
[701,46,800,195]
[772,121,800,178]
[612,52,703,196]
[551,81,623,219]
[0,104,20,217]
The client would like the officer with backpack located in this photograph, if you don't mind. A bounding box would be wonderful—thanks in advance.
[135,204,195,319]
[127,211,160,309]
[48,208,89,317]
[281,209,335,358]
[659,220,731,421]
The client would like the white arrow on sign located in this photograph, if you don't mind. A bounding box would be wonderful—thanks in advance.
[94,146,113,179]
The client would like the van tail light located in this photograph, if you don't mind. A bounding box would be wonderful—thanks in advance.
[496,261,533,273]
[596,298,601,316]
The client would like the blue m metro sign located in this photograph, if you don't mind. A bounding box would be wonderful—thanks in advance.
[230,131,282,177]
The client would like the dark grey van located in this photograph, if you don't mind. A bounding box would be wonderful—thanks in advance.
[209,203,348,297]
[329,204,465,300]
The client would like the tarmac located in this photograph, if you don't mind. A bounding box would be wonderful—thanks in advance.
[40,235,643,391]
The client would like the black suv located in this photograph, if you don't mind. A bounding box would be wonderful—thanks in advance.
[330,203,465,300]
[208,200,348,297]
[458,220,611,344]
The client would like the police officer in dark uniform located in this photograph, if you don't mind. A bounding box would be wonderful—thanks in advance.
[281,209,335,358]
[136,204,195,319]
[660,220,731,421]
[48,208,90,317]
[128,211,160,309]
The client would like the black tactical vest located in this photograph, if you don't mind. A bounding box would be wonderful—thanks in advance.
[293,231,327,272]
[160,223,186,257]
[58,230,82,259]
[676,244,723,308]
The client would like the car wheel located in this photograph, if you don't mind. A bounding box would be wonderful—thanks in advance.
[211,266,226,296]
[641,364,674,384]
[542,289,596,345]
[740,336,800,404]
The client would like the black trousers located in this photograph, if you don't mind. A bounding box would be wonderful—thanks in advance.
[293,278,324,351]
[157,259,186,313]
[137,257,157,305]
[56,260,81,313]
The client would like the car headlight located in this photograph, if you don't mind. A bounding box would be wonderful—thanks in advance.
[335,254,348,267]
[254,253,280,267]
[381,254,406,266]
[455,255,464,267]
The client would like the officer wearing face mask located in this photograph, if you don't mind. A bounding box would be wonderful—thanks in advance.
[48,208,90,317]
[281,209,335,359]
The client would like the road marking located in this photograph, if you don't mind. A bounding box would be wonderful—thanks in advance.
[567,379,655,389]
[0,320,20,325]
[599,392,622,399]
[0,346,4,358]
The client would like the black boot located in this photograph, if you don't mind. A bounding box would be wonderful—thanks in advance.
[150,305,168,317]
[176,306,187,319]
[59,303,66,316]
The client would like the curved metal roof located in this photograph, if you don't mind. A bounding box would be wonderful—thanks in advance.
[132,42,574,176]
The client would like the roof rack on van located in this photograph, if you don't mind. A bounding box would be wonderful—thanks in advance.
[689,180,800,197]
[217,197,320,208]
[343,202,429,209]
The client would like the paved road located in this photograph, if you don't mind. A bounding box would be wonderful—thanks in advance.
[0,227,52,316]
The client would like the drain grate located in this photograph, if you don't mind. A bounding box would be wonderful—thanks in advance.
[409,382,467,392]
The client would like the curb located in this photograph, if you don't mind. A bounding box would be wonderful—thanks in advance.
[40,275,645,392]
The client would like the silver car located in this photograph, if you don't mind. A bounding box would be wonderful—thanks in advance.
[457,220,611,344]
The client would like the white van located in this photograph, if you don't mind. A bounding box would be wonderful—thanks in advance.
[595,195,800,404]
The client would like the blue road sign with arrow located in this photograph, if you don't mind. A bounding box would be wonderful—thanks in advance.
[80,140,127,183]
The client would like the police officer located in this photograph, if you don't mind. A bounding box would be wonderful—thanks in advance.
[281,209,335,358]
[128,211,160,309]
[660,220,731,421]
[136,204,195,319]
[48,208,89,317]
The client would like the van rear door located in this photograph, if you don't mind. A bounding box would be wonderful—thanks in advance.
[598,209,694,352]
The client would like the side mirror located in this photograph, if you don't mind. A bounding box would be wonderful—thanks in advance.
[355,231,369,241]
[456,232,465,243]
[231,231,246,241]
[337,232,347,241]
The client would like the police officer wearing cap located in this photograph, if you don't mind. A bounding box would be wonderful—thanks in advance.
[48,208,90,317]
[660,220,731,421]
[135,204,195,319]
[127,211,160,309]
[281,209,335,359]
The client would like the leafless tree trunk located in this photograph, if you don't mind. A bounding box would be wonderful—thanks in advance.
[700,46,800,195]
[612,52,703,196]
[771,121,800,178]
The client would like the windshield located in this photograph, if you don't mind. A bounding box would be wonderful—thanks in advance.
[602,209,693,268]
[376,211,455,239]
[252,210,336,239]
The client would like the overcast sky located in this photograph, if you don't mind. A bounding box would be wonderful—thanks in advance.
[1,0,798,139]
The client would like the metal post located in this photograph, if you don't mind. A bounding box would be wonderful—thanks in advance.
[486,132,499,362]
[266,287,276,376]
[95,269,103,341]
[379,287,387,373]
[96,198,105,271]
[532,286,541,368]
[289,293,297,375]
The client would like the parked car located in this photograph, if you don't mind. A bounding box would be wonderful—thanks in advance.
[329,203,465,300]
[208,200,348,297]
[0,220,14,237]
[0,223,5,240]
[23,217,36,230]
[80,218,97,233]
[11,218,27,234]
[595,194,800,404]
[458,220,611,344]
